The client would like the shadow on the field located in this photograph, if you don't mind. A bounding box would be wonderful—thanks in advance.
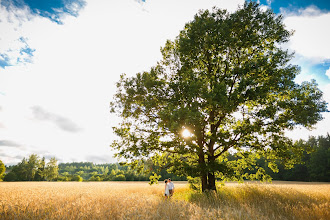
[185,185,329,220]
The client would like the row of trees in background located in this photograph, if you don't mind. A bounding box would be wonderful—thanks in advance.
[264,135,329,182]
[56,162,184,182]
[0,134,329,182]
[2,155,58,181]
[1,155,184,182]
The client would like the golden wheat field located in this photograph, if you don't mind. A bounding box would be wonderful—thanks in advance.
[0,181,329,220]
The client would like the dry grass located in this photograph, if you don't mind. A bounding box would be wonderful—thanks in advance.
[0,181,329,220]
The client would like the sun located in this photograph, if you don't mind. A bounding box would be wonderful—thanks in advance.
[182,129,192,138]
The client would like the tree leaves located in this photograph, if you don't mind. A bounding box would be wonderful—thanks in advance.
[110,2,327,189]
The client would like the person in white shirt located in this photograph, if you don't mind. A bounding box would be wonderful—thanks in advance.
[168,178,174,197]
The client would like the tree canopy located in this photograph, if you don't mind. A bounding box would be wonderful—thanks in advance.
[110,2,327,191]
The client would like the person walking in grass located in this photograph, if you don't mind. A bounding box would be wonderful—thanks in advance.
[168,178,174,197]
[164,179,170,198]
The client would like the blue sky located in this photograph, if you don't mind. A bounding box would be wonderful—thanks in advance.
[259,0,330,13]
[1,0,86,23]
[258,0,330,86]
[0,0,86,68]
[0,0,329,165]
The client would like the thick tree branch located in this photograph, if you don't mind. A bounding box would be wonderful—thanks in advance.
[214,133,241,158]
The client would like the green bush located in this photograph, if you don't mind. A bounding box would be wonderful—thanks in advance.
[71,175,83,182]
[57,176,70,181]
[89,175,101,181]
[3,172,17,182]
[113,174,126,181]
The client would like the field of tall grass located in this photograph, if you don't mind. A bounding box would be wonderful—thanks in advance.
[0,181,329,219]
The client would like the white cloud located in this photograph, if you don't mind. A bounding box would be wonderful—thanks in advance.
[326,68,330,79]
[0,0,245,165]
[266,0,273,6]
[283,6,330,62]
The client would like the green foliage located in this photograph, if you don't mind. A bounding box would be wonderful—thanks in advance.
[110,2,327,191]
[89,175,102,181]
[2,133,328,183]
[307,135,330,181]
[45,158,59,181]
[187,176,202,191]
[26,154,39,180]
[266,134,330,182]
[3,172,17,181]
[2,155,59,182]
[149,172,161,185]
[57,176,70,182]
[0,160,5,181]
[71,175,83,182]
[34,157,46,181]
[113,174,126,181]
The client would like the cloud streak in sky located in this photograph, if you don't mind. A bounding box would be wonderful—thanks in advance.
[31,106,82,132]
[0,140,21,148]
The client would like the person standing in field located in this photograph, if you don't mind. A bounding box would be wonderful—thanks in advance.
[168,178,174,197]
[164,179,170,198]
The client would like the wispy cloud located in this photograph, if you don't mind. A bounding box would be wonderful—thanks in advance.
[85,155,114,164]
[0,0,86,24]
[326,68,330,79]
[31,106,82,132]
[281,4,330,16]
[0,3,35,68]
[0,140,21,148]
[0,152,22,160]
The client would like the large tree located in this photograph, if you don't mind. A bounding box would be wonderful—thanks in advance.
[110,2,327,191]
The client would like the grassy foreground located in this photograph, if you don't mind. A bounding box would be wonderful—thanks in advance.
[0,181,329,219]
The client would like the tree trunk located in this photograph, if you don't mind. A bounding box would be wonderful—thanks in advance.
[207,153,216,191]
[200,172,216,192]
[208,172,216,191]
[201,173,208,192]
[197,133,209,192]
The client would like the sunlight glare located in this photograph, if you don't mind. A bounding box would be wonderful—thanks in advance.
[182,129,192,138]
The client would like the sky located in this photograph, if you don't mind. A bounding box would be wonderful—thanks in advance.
[0,0,330,165]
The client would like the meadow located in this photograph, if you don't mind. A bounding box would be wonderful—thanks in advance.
[0,181,329,220]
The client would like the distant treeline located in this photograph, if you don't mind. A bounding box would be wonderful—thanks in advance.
[55,161,185,182]
[226,134,329,182]
[1,135,329,182]
[2,157,185,182]
[262,135,329,182]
